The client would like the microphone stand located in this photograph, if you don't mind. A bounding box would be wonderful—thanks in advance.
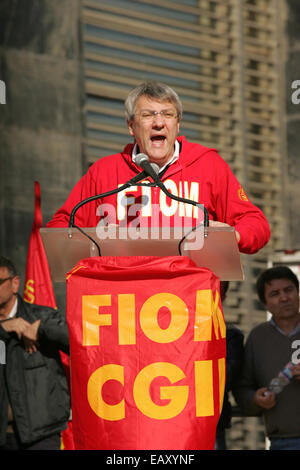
[152,178,209,230]
[68,172,149,255]
[68,170,209,256]
[69,172,148,228]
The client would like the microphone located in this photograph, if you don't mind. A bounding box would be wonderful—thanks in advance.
[135,153,161,183]
[134,153,209,229]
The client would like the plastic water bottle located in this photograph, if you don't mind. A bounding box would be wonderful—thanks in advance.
[267,361,295,395]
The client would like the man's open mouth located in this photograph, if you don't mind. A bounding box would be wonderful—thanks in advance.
[151,135,166,142]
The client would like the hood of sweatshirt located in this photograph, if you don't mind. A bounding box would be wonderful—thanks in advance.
[120,135,218,181]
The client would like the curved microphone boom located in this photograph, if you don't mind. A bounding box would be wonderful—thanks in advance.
[69,166,157,228]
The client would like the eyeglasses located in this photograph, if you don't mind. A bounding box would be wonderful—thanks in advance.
[136,110,178,122]
[0,277,12,286]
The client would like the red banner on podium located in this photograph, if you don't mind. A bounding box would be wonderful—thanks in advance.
[66,256,226,450]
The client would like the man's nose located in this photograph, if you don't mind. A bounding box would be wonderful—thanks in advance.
[152,113,165,126]
[279,290,289,301]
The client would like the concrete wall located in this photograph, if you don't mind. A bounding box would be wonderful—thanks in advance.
[0,0,83,308]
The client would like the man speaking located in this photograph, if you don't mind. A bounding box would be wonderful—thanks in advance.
[47,81,270,253]
[46,81,270,450]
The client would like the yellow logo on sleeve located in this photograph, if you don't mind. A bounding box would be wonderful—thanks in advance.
[238,186,249,201]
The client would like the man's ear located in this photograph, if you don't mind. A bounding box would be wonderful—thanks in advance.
[127,119,135,137]
[12,276,20,295]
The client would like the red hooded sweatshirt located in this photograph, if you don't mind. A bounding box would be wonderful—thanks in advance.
[46,136,270,254]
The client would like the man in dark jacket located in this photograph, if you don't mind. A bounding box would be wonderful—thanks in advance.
[0,256,70,450]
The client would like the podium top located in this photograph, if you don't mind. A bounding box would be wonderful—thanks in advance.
[40,225,244,282]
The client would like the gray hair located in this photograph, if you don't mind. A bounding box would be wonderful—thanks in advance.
[125,81,183,122]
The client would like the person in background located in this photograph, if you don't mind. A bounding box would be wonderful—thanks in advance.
[233,266,300,450]
[0,256,70,450]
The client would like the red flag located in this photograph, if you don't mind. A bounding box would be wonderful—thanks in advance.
[24,181,74,450]
[67,255,226,450]
[23,182,56,307]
